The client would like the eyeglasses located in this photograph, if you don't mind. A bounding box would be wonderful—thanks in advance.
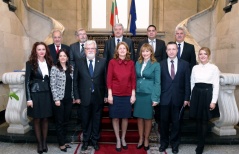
[85,48,96,50]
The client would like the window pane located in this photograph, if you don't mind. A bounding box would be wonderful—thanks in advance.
[117,0,128,29]
[92,0,106,28]
[135,0,149,29]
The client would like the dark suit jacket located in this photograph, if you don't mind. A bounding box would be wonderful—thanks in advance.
[70,42,100,67]
[25,61,51,101]
[180,42,196,72]
[103,37,135,64]
[48,43,70,64]
[73,57,107,106]
[160,59,191,107]
[136,39,167,62]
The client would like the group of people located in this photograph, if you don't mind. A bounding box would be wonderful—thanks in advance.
[24,23,220,154]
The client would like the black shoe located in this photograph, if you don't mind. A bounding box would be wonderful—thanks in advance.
[81,142,88,151]
[37,144,43,154]
[136,142,144,149]
[42,142,48,153]
[195,146,204,154]
[144,145,150,151]
[115,147,122,152]
[65,144,72,148]
[172,146,179,154]
[121,139,128,150]
[159,145,167,152]
[93,143,100,151]
[60,147,67,152]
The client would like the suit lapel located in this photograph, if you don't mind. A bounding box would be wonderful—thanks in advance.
[83,58,91,77]
[175,60,182,79]
[93,57,100,77]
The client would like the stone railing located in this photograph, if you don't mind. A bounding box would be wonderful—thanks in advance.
[2,72,239,135]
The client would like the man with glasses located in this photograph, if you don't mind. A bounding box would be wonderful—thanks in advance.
[73,40,107,151]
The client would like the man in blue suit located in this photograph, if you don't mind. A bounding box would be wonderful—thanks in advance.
[159,42,191,154]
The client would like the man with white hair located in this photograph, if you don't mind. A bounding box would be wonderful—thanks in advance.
[73,40,107,151]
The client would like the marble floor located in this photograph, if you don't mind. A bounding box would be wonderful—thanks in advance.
[0,142,239,154]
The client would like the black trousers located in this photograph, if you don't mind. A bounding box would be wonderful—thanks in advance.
[160,103,181,148]
[54,98,73,146]
[81,92,103,145]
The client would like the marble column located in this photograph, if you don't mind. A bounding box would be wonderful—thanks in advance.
[212,73,239,136]
[2,72,30,134]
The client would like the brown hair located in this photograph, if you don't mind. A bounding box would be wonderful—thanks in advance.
[28,42,53,72]
[138,43,157,63]
[199,47,211,57]
[113,42,131,60]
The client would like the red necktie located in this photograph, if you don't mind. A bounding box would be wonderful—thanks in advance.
[56,46,60,53]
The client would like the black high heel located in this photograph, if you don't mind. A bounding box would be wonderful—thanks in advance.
[136,142,144,149]
[121,139,128,150]
[65,144,72,148]
[42,142,48,153]
[37,144,43,154]
[60,147,67,152]
[144,145,150,151]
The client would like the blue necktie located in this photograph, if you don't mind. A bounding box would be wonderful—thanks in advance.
[177,44,181,59]
[117,39,120,44]
[89,60,94,91]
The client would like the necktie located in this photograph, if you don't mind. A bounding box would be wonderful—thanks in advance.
[150,40,155,52]
[171,60,175,79]
[81,44,84,53]
[117,39,120,44]
[56,46,60,53]
[89,60,94,91]
[177,44,181,59]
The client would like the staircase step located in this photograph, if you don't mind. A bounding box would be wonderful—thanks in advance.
[99,130,139,143]
[101,118,138,130]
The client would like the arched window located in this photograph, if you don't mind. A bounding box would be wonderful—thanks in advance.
[90,0,151,31]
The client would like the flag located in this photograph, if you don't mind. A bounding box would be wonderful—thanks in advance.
[110,0,118,27]
[130,0,137,36]
[110,1,115,27]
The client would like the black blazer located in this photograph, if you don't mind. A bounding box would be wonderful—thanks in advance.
[73,57,107,106]
[180,42,196,72]
[103,37,135,64]
[48,43,70,64]
[69,42,100,67]
[136,39,167,62]
[160,59,191,107]
[25,61,51,101]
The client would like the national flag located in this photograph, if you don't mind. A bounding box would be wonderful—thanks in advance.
[130,0,137,36]
[115,0,118,16]
[110,1,115,27]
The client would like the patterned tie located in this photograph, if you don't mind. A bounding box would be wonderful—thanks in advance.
[150,40,155,52]
[56,46,60,53]
[89,60,94,91]
[81,44,84,53]
[171,60,175,79]
[177,44,181,59]
[117,39,120,44]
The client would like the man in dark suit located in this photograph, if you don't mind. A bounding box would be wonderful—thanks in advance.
[136,25,166,62]
[48,29,70,64]
[175,26,196,71]
[136,25,166,125]
[74,40,107,151]
[159,42,191,154]
[103,23,135,64]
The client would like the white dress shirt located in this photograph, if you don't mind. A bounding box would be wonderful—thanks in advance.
[148,38,156,52]
[38,59,49,78]
[191,62,220,103]
[167,57,178,76]
[140,61,148,76]
[115,37,123,45]
[86,58,95,70]
[54,44,61,50]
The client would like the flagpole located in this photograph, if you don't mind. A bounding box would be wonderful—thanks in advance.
[126,0,132,37]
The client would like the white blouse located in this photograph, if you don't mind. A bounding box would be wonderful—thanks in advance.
[191,62,220,103]
[38,59,49,78]
[140,61,148,76]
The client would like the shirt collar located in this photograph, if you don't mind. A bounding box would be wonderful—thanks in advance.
[148,38,156,42]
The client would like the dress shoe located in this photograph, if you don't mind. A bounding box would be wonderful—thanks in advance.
[65,144,72,148]
[81,142,88,151]
[115,147,122,152]
[60,147,67,152]
[42,142,48,153]
[136,142,144,149]
[121,139,128,150]
[172,146,179,154]
[37,144,43,154]
[93,143,100,151]
[159,145,167,152]
[144,145,150,151]
[195,146,204,154]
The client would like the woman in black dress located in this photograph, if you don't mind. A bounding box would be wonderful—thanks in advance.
[25,42,53,154]
[190,47,220,154]
[50,49,74,152]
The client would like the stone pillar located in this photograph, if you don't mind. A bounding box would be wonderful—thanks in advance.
[212,73,239,136]
[2,72,30,134]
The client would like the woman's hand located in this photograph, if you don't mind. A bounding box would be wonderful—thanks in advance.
[55,100,60,106]
[210,103,216,110]
[108,95,113,104]
[27,101,33,108]
[130,95,136,104]
[152,102,158,106]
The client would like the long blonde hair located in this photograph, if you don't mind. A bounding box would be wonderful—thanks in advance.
[138,43,156,63]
